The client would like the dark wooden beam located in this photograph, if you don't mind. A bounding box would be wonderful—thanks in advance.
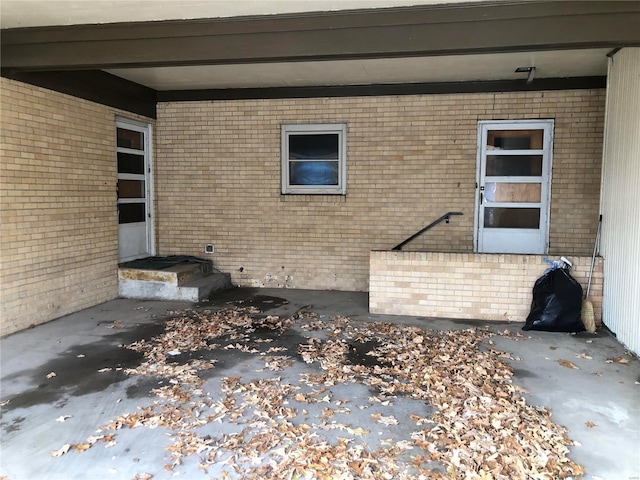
[158,76,607,102]
[2,1,639,71]
[1,70,157,118]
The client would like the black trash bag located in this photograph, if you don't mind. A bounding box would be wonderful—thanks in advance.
[523,268,584,332]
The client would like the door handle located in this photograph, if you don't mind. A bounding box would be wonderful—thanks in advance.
[479,185,484,204]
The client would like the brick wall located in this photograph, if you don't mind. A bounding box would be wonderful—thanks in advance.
[156,90,604,291]
[370,251,603,323]
[0,77,153,336]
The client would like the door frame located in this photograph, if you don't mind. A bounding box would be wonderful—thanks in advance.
[116,116,155,262]
[473,119,554,254]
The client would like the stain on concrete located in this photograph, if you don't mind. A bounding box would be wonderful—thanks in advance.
[512,368,538,379]
[0,320,167,412]
[203,287,289,311]
[0,415,25,434]
[346,340,384,368]
[170,326,314,380]
[126,377,166,399]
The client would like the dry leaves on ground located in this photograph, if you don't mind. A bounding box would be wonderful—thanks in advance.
[606,357,630,365]
[556,359,579,369]
[52,306,584,479]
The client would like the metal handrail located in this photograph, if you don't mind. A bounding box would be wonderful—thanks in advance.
[392,212,463,251]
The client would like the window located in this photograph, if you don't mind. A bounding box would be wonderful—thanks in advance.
[281,123,347,194]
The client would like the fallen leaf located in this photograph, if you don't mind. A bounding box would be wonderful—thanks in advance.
[51,444,70,457]
[586,421,596,428]
[371,413,398,426]
[575,353,592,360]
[557,359,579,369]
[606,357,630,364]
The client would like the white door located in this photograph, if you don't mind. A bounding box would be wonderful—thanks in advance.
[116,119,154,262]
[475,120,554,254]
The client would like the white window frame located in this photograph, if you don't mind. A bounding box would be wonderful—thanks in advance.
[281,123,347,195]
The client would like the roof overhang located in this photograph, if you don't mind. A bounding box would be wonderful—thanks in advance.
[2,1,639,118]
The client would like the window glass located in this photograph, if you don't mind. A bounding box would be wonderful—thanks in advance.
[484,183,541,203]
[118,179,145,199]
[117,152,145,175]
[290,161,339,185]
[117,128,144,150]
[486,155,542,176]
[484,207,540,229]
[289,134,339,160]
[487,129,543,150]
[118,203,145,224]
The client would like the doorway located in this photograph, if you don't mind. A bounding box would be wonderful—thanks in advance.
[475,120,554,254]
[116,118,154,262]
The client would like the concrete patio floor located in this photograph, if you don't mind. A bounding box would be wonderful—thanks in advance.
[1,288,638,479]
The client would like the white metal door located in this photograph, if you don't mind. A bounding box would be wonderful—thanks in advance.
[116,119,154,262]
[475,120,554,254]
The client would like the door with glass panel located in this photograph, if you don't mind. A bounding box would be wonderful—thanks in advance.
[475,120,553,254]
[116,119,154,262]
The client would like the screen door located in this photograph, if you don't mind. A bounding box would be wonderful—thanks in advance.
[475,120,554,254]
[116,119,154,262]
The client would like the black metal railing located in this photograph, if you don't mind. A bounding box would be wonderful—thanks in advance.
[392,212,463,251]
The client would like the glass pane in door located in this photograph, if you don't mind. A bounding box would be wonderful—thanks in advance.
[117,152,145,174]
[117,179,145,198]
[484,207,540,229]
[484,182,541,203]
[117,128,144,150]
[486,155,543,176]
[486,129,543,150]
[118,203,145,224]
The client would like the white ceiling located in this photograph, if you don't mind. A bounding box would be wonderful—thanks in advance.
[0,0,610,90]
[107,49,610,90]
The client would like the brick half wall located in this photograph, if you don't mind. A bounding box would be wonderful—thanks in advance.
[370,251,603,323]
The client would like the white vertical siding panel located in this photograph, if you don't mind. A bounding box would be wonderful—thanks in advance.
[600,48,640,355]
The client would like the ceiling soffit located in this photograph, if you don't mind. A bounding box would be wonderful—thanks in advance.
[2,1,640,71]
[1,1,638,118]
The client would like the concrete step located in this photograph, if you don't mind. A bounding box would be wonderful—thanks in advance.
[118,262,210,287]
[118,256,230,302]
[118,271,232,301]
[177,272,233,302]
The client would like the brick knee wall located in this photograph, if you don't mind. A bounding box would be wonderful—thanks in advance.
[369,251,603,323]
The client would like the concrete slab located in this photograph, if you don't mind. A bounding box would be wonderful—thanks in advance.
[1,288,638,480]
